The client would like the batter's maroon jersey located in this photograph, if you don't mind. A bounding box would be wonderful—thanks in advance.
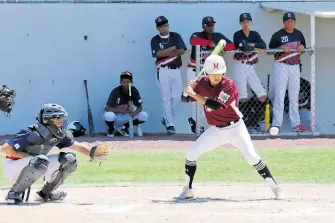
[190,77,242,126]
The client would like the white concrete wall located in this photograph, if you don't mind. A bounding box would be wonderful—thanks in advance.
[0,3,334,135]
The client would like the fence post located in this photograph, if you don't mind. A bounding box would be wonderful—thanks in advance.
[195,45,201,136]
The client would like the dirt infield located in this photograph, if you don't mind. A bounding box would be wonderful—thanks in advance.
[0,184,334,223]
[2,134,335,150]
[70,134,335,150]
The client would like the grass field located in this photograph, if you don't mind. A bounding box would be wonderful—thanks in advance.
[0,147,334,186]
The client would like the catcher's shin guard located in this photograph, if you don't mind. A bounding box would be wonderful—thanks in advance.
[38,152,77,200]
[9,155,49,194]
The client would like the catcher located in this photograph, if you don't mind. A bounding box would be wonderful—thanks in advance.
[0,85,16,116]
[0,103,110,205]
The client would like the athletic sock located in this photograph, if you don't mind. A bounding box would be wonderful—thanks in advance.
[133,119,145,126]
[185,160,197,189]
[254,159,279,189]
[105,121,114,132]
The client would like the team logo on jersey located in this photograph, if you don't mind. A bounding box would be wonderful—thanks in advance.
[50,138,57,143]
[218,91,230,103]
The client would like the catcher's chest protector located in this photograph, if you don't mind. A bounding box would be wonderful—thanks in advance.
[25,124,65,156]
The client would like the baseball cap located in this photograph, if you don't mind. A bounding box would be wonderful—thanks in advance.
[155,16,168,27]
[120,71,133,82]
[283,12,296,21]
[203,55,226,75]
[202,16,216,25]
[239,13,252,22]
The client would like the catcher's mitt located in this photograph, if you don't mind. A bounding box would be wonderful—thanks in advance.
[0,85,16,117]
[89,142,112,164]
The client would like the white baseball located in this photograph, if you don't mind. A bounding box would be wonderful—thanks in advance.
[269,127,279,136]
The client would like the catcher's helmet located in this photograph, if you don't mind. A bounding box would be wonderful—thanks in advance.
[67,121,86,137]
[37,103,68,138]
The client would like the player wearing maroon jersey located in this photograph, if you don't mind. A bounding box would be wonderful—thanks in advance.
[178,55,283,200]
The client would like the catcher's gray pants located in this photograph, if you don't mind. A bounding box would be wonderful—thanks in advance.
[104,111,148,126]
[4,154,64,183]
[186,119,261,166]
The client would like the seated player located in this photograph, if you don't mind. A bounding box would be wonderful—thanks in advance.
[103,71,148,137]
[0,103,106,204]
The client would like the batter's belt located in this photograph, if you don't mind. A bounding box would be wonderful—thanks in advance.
[215,119,240,128]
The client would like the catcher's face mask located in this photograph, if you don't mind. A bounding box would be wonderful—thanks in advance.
[43,113,68,138]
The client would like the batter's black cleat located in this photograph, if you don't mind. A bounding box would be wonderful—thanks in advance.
[5,191,23,205]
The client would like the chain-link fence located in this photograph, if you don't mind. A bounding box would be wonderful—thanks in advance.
[192,46,315,137]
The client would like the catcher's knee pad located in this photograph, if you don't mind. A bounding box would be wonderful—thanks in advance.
[58,152,77,172]
[104,112,116,122]
[10,155,49,193]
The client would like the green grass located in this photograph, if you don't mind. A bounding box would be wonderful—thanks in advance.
[0,148,334,186]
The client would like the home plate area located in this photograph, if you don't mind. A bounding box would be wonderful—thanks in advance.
[0,184,334,223]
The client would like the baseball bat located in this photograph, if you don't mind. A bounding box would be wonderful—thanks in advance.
[183,39,227,97]
[264,74,270,133]
[128,83,134,138]
[83,80,95,137]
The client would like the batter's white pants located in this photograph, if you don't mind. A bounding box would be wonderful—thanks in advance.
[272,62,301,127]
[104,111,148,126]
[233,62,266,99]
[3,155,63,183]
[156,67,182,127]
[186,119,261,166]
[186,67,206,126]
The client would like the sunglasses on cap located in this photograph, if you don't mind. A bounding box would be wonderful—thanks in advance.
[205,23,215,27]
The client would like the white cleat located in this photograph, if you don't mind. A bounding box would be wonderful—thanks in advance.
[137,125,143,137]
[177,186,194,200]
[272,187,284,200]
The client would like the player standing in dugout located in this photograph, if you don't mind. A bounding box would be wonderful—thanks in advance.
[186,16,235,134]
[232,13,267,104]
[150,16,187,135]
[268,12,308,134]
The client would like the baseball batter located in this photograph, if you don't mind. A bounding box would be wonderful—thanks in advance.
[104,71,148,137]
[187,16,235,134]
[269,12,308,133]
[0,103,107,204]
[179,55,283,200]
[151,16,187,135]
[233,13,267,103]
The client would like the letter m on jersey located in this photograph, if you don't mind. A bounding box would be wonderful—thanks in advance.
[213,63,219,69]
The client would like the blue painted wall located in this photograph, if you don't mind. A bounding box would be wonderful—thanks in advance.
[0,2,334,135]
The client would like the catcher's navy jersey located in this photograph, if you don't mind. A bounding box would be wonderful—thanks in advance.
[233,30,266,64]
[106,86,142,110]
[150,32,187,68]
[6,125,74,160]
[188,32,233,68]
[269,28,306,65]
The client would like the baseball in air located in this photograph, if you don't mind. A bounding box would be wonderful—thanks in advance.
[269,127,279,136]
